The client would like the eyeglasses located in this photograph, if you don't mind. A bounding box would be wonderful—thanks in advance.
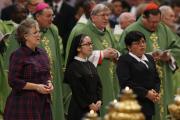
[96,13,110,18]
[80,42,93,47]
[28,31,41,36]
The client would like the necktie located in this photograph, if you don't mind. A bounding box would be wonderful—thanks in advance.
[142,60,149,68]
[54,4,58,15]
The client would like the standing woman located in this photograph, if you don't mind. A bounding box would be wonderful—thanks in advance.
[64,34,102,120]
[116,31,160,120]
[3,18,53,120]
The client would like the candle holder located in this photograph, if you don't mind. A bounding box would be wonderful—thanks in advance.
[168,88,180,120]
[82,110,101,120]
[104,86,145,120]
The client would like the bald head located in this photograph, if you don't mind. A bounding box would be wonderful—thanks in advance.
[119,12,136,29]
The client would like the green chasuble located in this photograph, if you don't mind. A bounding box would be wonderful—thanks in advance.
[3,24,65,120]
[0,20,17,117]
[0,20,17,34]
[119,17,180,120]
[0,55,10,116]
[65,20,120,116]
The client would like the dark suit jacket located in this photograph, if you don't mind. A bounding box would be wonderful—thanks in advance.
[49,2,76,52]
[116,53,160,116]
[1,5,14,20]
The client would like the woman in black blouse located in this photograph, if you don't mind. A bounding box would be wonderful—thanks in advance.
[64,34,102,120]
[116,31,160,120]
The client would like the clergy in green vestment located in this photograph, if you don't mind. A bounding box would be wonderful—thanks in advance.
[65,4,120,116]
[119,3,180,120]
[0,32,11,117]
[33,3,65,120]
[0,20,19,118]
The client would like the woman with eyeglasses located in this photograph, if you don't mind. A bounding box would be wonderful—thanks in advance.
[3,18,53,120]
[116,31,160,120]
[64,34,102,120]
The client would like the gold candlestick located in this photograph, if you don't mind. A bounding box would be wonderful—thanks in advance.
[104,86,145,120]
[82,110,100,120]
[168,88,180,120]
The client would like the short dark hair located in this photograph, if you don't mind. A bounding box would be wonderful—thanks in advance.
[125,31,146,46]
[143,9,161,18]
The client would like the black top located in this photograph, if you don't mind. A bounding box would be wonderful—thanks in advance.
[66,59,102,120]
[116,54,160,116]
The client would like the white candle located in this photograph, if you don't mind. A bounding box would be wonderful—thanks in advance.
[90,110,94,114]
[113,99,117,103]
[125,86,130,91]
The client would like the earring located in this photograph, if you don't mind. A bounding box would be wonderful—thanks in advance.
[77,48,80,51]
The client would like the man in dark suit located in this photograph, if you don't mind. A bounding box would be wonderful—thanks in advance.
[1,0,27,20]
[48,0,76,53]
[116,31,160,120]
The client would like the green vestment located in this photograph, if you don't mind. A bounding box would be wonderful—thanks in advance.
[65,20,120,116]
[119,17,180,120]
[0,20,17,117]
[3,24,65,120]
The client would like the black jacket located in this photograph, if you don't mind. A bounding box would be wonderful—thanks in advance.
[116,53,160,116]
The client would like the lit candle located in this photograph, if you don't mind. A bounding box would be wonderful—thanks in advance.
[90,110,94,114]
[123,86,133,94]
[113,99,117,103]
[87,110,97,118]
[125,86,130,91]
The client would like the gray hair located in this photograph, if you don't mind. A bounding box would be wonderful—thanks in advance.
[119,12,136,22]
[16,18,38,45]
[159,5,173,17]
[91,3,110,16]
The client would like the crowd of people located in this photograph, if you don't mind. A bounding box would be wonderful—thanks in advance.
[0,0,180,120]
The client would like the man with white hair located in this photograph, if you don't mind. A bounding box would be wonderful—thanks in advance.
[119,12,136,29]
[113,12,136,49]
[159,5,176,32]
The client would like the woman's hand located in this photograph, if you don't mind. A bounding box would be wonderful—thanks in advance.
[95,100,102,110]
[36,84,53,94]
[46,82,54,92]
[146,89,160,103]
[89,103,99,112]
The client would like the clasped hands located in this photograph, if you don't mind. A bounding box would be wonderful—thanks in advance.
[89,100,102,112]
[36,81,54,94]
[103,48,119,61]
[152,50,171,62]
[146,89,160,103]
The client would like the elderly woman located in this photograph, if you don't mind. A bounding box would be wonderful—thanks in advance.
[3,18,53,120]
[116,31,160,120]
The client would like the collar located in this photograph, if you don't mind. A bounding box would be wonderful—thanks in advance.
[129,52,149,62]
[40,28,48,33]
[74,56,88,62]
[53,0,63,12]
[78,14,88,24]
[92,22,105,32]
[22,45,41,55]
[129,52,149,68]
